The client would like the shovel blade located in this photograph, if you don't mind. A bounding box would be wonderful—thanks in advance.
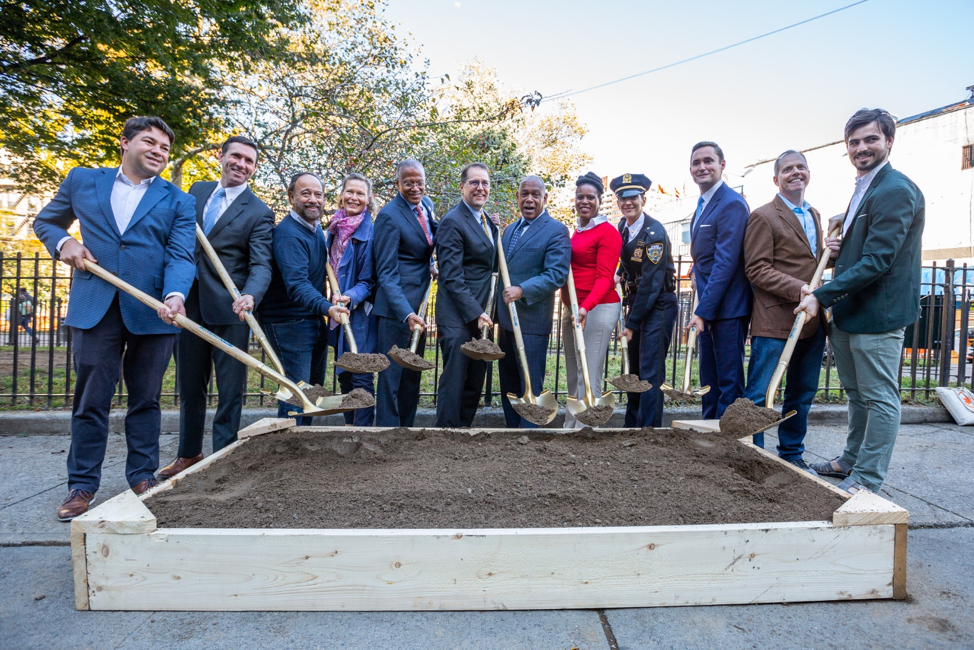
[693,385,711,397]
[565,396,586,417]
[596,391,616,409]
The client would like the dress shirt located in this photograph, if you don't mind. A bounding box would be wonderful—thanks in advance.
[697,180,723,216]
[576,214,608,232]
[778,194,817,256]
[462,200,493,246]
[289,209,321,234]
[201,182,248,227]
[843,160,888,235]
[622,213,645,242]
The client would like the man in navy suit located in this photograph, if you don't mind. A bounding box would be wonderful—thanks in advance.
[434,162,499,427]
[33,116,197,520]
[373,159,437,427]
[158,136,274,480]
[687,141,752,419]
[497,176,571,428]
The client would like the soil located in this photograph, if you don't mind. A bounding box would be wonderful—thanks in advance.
[609,374,651,392]
[573,404,615,427]
[335,352,390,373]
[719,398,782,438]
[148,427,846,529]
[387,345,434,370]
[340,388,375,409]
[460,338,505,358]
[284,384,332,407]
[663,388,698,403]
[512,402,557,425]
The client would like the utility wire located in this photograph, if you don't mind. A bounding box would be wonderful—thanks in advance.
[543,0,869,103]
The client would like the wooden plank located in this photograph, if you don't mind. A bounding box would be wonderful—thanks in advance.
[71,489,156,535]
[84,522,895,611]
[238,417,295,439]
[833,490,909,527]
[151,438,249,497]
[70,530,89,610]
[671,419,721,433]
[893,523,908,599]
[739,440,852,501]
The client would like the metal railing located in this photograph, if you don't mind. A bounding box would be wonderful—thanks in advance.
[2,250,970,409]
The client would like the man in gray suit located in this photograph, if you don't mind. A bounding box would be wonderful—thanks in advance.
[497,176,571,428]
[434,162,499,427]
[159,136,274,479]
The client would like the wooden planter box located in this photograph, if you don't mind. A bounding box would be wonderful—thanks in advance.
[71,418,908,611]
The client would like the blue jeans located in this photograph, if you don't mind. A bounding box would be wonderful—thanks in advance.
[744,326,826,460]
[261,318,329,426]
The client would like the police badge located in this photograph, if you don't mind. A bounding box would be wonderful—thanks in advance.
[632,246,643,262]
[647,242,663,264]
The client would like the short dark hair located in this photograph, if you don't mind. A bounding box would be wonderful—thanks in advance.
[773,150,807,176]
[460,162,489,184]
[222,135,259,161]
[121,116,175,147]
[844,108,896,142]
[287,172,322,195]
[691,141,724,162]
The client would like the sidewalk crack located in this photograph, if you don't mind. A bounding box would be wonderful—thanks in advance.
[597,609,619,650]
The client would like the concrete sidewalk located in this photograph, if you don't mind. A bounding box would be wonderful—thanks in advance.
[1,422,972,649]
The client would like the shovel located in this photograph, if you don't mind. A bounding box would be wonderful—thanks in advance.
[387,283,435,371]
[607,283,651,393]
[83,259,353,416]
[461,272,505,361]
[564,267,616,426]
[324,262,390,374]
[496,230,558,425]
[764,224,842,409]
[660,290,710,401]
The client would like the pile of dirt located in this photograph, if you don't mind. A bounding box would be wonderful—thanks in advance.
[609,374,651,392]
[512,402,557,425]
[149,427,846,530]
[573,404,614,426]
[662,387,693,402]
[719,398,782,438]
[340,388,375,409]
[460,338,505,357]
[335,352,390,373]
[387,345,434,370]
[284,384,332,407]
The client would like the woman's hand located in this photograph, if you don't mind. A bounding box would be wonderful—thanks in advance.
[575,307,588,331]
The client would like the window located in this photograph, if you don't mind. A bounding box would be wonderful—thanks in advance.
[681,222,691,245]
[964,144,974,171]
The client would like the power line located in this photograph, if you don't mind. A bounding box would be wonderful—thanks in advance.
[543,0,869,103]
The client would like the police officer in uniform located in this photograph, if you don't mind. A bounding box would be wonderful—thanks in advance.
[612,173,678,428]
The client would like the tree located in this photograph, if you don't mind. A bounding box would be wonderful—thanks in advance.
[0,0,307,193]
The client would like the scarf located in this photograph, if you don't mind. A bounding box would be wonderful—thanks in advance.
[327,208,367,275]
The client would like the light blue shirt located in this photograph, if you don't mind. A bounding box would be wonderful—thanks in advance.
[778,194,817,256]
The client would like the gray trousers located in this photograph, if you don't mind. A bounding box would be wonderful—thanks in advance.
[561,301,621,429]
[830,325,905,492]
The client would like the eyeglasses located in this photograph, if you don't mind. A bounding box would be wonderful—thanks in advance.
[464,180,490,188]
[400,181,425,189]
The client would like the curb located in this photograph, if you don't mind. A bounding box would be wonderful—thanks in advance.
[0,403,953,435]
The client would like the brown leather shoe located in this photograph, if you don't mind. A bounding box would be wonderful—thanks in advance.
[57,489,95,522]
[157,453,204,480]
[131,477,159,496]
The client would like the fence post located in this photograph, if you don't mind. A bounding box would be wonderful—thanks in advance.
[939,260,956,387]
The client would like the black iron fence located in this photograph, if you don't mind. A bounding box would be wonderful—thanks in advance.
[2,250,971,409]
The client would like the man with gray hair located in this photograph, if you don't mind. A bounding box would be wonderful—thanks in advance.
[373,159,438,426]
[742,150,826,474]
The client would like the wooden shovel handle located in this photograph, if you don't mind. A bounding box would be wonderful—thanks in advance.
[566,267,595,405]
[496,230,534,399]
[324,262,357,354]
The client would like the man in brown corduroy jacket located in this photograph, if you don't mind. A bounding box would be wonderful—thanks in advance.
[742,150,828,474]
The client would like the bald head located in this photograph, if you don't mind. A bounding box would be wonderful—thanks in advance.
[517,175,548,220]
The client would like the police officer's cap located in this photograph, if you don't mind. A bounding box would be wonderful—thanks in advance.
[610,173,651,198]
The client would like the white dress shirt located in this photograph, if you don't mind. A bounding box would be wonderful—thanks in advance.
[622,213,645,241]
[843,160,888,235]
[698,179,724,215]
[576,214,608,232]
[111,166,156,235]
[201,182,247,227]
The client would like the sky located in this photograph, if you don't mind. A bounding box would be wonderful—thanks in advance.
[384,0,973,195]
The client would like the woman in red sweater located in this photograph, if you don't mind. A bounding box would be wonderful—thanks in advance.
[561,172,624,428]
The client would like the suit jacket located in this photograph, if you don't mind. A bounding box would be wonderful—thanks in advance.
[624,215,677,330]
[497,210,571,336]
[814,164,925,333]
[190,181,274,325]
[744,195,826,339]
[372,193,437,322]
[435,202,499,328]
[326,215,377,355]
[32,167,196,335]
[690,182,752,321]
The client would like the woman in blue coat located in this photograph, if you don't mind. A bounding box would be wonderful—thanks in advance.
[326,173,378,425]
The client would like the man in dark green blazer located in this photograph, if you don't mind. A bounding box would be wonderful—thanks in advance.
[798,108,925,495]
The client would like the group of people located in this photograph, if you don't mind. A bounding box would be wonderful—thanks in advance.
[36,106,923,523]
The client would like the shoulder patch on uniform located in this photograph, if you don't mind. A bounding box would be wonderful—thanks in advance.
[647,242,663,264]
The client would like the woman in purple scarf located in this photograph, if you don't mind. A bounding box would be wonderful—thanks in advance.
[326,173,378,425]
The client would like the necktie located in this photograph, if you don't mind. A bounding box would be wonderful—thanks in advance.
[695,197,705,220]
[480,211,493,245]
[414,205,432,245]
[202,187,226,236]
[509,219,525,251]
[622,226,630,247]
[793,207,817,255]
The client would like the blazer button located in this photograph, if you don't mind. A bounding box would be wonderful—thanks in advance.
[119,244,126,250]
